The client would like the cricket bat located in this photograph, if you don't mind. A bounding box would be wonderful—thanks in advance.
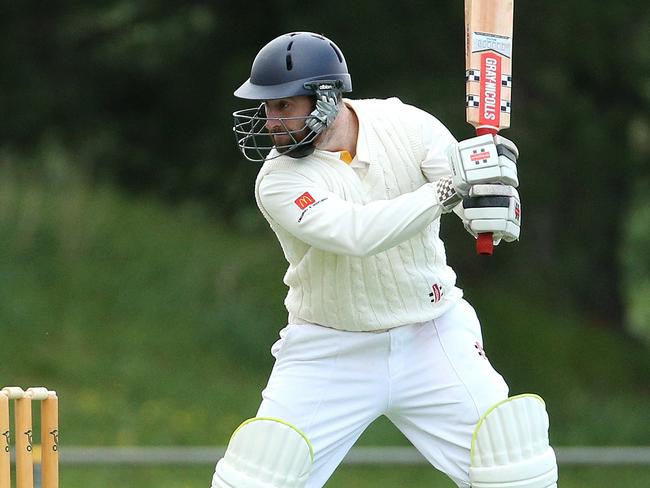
[465,0,514,255]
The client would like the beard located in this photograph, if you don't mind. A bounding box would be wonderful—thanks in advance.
[271,125,311,153]
[268,125,316,158]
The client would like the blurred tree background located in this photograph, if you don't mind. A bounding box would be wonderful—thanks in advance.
[2,0,649,327]
[1,1,650,485]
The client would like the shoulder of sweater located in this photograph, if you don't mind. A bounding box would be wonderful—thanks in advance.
[346,97,430,133]
[346,97,429,159]
[345,97,407,114]
[346,97,446,126]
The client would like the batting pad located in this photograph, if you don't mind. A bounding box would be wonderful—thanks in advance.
[211,417,313,488]
[469,394,558,488]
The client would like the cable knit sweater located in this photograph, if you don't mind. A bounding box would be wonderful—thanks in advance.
[255,97,463,331]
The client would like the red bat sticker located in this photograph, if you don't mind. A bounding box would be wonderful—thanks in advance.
[479,52,502,128]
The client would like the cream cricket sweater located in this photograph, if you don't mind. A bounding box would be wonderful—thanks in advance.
[255,97,463,331]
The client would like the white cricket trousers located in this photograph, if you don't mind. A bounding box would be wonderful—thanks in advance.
[257,299,509,487]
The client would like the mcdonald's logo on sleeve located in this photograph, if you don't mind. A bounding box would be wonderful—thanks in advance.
[294,192,316,210]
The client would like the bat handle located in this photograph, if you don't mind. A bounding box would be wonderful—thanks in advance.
[475,127,498,255]
[476,233,494,255]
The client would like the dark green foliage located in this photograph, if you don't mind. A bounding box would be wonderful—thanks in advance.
[2,0,649,328]
[1,0,649,382]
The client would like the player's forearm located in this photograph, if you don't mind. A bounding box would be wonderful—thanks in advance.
[301,184,443,257]
[259,179,444,257]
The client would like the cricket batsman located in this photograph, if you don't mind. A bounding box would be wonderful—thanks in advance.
[212,32,558,488]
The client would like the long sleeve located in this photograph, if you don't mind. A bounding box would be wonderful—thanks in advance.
[258,169,443,258]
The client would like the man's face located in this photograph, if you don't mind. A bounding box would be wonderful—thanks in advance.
[264,96,313,149]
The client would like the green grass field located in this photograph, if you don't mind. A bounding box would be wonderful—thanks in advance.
[1,164,649,486]
[56,464,650,487]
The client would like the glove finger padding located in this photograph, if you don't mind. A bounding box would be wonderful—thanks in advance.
[306,95,340,133]
[305,81,343,134]
[494,134,519,159]
[447,134,519,197]
[463,185,521,244]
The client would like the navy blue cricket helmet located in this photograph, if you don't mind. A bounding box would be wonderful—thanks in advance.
[234,32,352,100]
[233,32,353,162]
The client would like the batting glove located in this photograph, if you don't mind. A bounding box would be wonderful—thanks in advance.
[305,84,342,134]
[462,184,521,244]
[447,134,519,196]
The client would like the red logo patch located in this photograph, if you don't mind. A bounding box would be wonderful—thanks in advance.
[429,283,444,303]
[470,150,491,162]
[295,192,315,210]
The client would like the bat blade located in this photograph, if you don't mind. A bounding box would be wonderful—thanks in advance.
[465,0,514,254]
[465,0,514,135]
